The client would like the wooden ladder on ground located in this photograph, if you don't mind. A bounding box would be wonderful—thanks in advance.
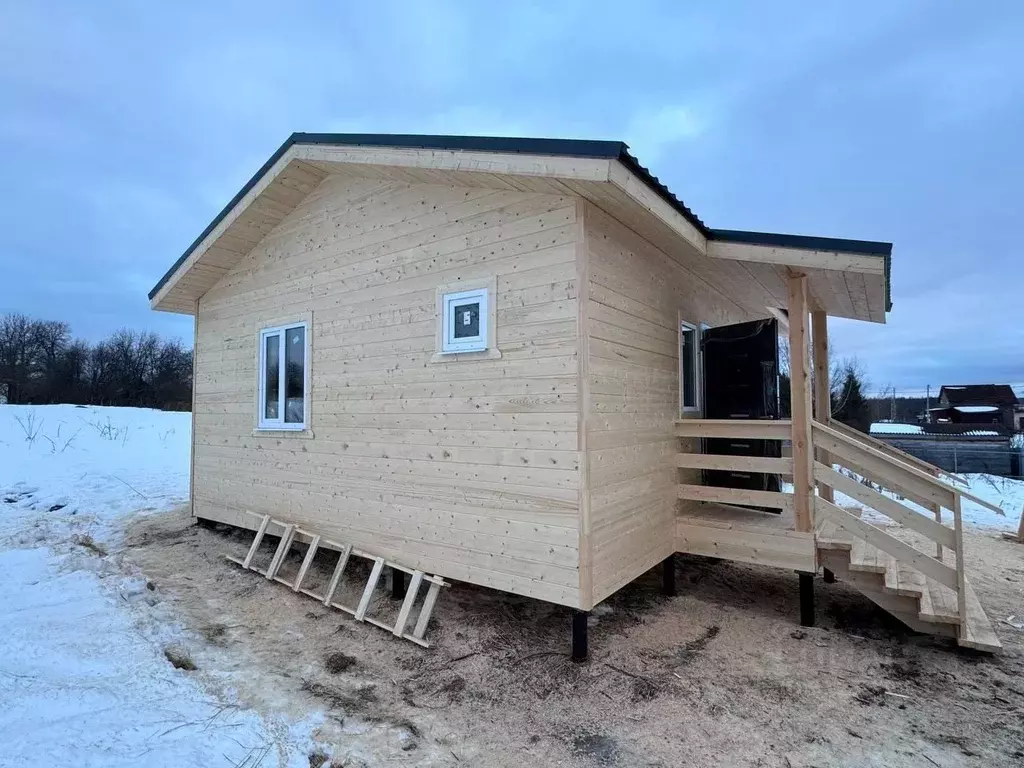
[813,420,1002,652]
[226,515,448,647]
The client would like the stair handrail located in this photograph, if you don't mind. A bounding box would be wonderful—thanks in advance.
[812,419,969,634]
[813,421,1001,514]
[825,417,964,482]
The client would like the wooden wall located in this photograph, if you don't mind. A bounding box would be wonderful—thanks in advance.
[193,174,583,606]
[580,203,756,606]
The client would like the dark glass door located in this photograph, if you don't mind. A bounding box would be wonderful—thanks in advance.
[701,318,782,509]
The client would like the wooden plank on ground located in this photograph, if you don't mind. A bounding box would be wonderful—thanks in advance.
[413,580,442,640]
[265,524,295,580]
[292,534,321,592]
[393,570,424,637]
[355,557,385,621]
[322,544,352,606]
[243,514,272,568]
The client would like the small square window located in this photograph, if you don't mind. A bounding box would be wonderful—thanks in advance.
[441,288,488,353]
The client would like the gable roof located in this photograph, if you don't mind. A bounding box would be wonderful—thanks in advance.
[939,384,1018,406]
[149,132,893,319]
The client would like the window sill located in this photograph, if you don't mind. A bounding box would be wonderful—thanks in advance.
[251,428,315,439]
[431,348,502,364]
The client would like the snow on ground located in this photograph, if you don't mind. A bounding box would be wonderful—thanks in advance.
[0,405,319,767]
[830,468,1024,533]
[0,405,189,547]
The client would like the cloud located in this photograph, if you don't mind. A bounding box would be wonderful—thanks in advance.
[624,104,708,164]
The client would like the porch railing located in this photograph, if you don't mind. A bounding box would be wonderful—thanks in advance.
[674,416,973,634]
[675,418,794,513]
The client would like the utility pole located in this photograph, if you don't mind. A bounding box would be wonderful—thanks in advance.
[890,386,896,421]
[926,384,931,423]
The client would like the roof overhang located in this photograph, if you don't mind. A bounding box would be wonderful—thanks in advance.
[149,133,893,323]
[707,229,892,323]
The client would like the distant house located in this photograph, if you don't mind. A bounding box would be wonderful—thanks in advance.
[929,384,1018,430]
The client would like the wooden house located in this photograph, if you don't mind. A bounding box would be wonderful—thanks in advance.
[149,134,1001,655]
[931,384,1019,430]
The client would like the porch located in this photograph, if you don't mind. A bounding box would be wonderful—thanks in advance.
[673,274,1002,652]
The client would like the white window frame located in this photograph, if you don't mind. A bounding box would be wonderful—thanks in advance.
[679,319,701,414]
[440,287,488,354]
[257,320,309,431]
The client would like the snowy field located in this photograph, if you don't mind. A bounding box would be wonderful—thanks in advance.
[0,405,319,767]
[1,405,1022,767]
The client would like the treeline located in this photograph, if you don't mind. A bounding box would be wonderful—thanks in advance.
[0,313,192,410]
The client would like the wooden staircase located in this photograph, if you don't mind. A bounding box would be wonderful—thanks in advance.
[673,416,1004,653]
[817,513,1001,652]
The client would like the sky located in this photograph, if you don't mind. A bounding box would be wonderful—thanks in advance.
[1,0,1021,393]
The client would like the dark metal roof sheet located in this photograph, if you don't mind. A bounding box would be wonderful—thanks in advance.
[939,384,1019,406]
[709,228,892,256]
[149,133,892,310]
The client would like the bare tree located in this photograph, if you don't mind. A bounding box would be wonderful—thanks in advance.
[0,312,192,410]
[0,313,40,403]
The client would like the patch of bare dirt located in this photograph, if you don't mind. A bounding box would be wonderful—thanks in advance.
[122,507,1024,767]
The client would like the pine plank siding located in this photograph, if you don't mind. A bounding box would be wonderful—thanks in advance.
[580,203,756,605]
[194,174,583,606]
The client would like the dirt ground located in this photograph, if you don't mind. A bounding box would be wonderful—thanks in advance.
[120,507,1024,767]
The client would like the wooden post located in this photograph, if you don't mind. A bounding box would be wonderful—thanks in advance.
[811,311,834,504]
[662,553,677,597]
[953,495,968,636]
[571,609,589,662]
[788,274,814,533]
[798,572,815,626]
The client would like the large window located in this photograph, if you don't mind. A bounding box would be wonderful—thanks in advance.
[680,320,700,413]
[440,287,488,354]
[258,322,308,430]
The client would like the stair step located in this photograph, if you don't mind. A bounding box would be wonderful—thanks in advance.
[883,557,927,598]
[918,578,961,625]
[959,580,1002,652]
[914,576,1002,651]
[849,538,886,574]
[815,519,853,551]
